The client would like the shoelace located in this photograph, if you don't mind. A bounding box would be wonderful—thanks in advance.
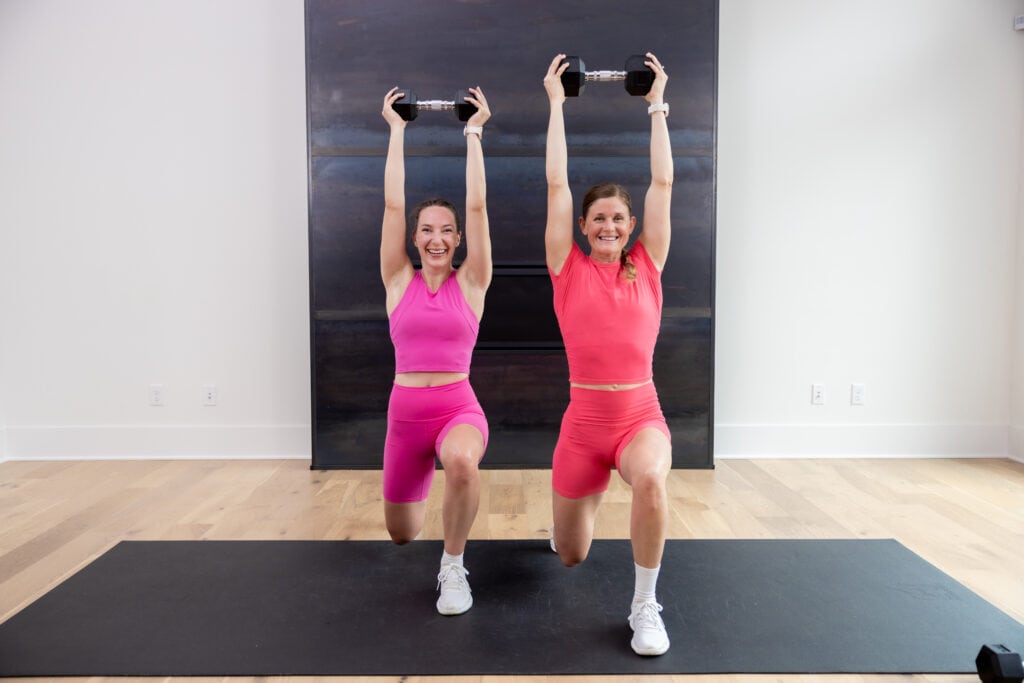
[436,564,470,592]
[632,600,664,629]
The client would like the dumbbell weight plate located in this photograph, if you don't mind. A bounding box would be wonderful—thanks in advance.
[392,89,419,121]
[454,89,477,122]
[624,54,654,96]
[559,56,587,97]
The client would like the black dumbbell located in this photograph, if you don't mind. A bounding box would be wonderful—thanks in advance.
[391,89,477,122]
[559,55,654,97]
[976,644,1024,683]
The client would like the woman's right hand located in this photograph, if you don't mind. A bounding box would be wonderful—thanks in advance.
[382,87,407,127]
[543,54,568,104]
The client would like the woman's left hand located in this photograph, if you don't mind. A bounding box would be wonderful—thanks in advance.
[643,52,668,105]
[464,87,491,128]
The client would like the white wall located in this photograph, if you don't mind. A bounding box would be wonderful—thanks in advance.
[1,1,1022,461]
[1015,63,1024,462]
[0,0,311,458]
[716,0,1024,458]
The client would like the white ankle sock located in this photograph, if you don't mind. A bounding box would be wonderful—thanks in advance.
[441,551,464,568]
[633,562,660,604]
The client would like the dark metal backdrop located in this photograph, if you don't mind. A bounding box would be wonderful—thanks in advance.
[306,0,717,469]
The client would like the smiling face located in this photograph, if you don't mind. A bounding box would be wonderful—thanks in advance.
[412,204,461,268]
[579,195,637,263]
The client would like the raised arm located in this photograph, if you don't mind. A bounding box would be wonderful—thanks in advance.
[637,52,673,271]
[544,54,575,274]
[457,87,492,302]
[381,87,414,306]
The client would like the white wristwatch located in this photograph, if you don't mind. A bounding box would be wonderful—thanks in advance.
[647,103,670,117]
[463,125,483,138]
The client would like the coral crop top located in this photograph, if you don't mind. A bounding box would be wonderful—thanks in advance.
[550,241,662,385]
[389,271,479,374]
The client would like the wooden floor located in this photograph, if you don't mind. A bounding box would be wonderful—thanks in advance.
[1,456,1022,683]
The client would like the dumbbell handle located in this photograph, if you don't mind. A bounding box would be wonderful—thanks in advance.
[414,99,458,112]
[584,70,627,82]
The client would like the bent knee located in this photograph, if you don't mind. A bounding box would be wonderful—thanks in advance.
[630,469,668,498]
[440,451,480,484]
[554,538,591,567]
[558,549,588,568]
[388,529,416,545]
[386,521,419,545]
[385,507,423,545]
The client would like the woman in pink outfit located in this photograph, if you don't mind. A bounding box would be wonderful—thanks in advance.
[379,85,492,616]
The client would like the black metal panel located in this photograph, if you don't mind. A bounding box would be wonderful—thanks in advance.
[307,0,718,469]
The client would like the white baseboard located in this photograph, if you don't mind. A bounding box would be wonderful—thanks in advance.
[1,425,311,461]
[1010,425,1024,463]
[714,423,1009,459]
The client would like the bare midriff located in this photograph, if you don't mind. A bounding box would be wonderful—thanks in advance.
[569,378,653,391]
[394,371,469,387]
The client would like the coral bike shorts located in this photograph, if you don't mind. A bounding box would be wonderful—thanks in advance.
[552,382,670,499]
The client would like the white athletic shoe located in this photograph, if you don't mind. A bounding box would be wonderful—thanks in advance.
[549,527,557,553]
[628,599,670,655]
[436,563,472,615]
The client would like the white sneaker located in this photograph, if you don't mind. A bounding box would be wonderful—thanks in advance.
[549,527,557,553]
[436,563,472,615]
[628,599,670,655]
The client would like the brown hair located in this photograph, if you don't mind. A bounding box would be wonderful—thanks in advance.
[581,183,636,281]
[409,198,461,239]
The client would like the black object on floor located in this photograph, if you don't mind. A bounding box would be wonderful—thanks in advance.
[976,643,1024,683]
[1,539,1023,676]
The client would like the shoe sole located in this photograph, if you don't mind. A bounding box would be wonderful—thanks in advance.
[436,595,473,615]
[630,640,670,656]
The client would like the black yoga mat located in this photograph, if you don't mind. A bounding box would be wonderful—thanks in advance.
[1,539,1022,676]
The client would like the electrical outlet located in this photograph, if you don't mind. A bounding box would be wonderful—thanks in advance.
[851,383,866,406]
[148,384,165,406]
[202,384,218,406]
[811,384,826,405]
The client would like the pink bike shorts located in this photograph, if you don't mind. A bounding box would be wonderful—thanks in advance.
[383,379,488,503]
[552,382,671,499]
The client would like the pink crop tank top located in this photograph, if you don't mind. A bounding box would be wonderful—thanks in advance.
[550,241,662,385]
[389,271,479,374]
